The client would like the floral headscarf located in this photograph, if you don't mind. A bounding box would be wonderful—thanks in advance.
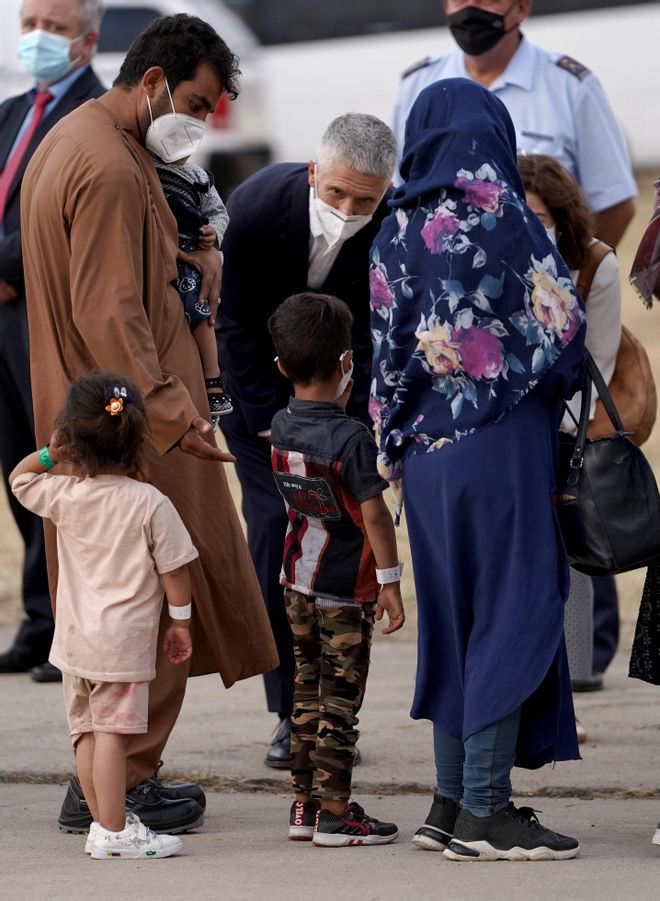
[370,79,585,514]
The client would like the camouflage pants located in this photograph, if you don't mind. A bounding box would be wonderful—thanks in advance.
[284,588,375,801]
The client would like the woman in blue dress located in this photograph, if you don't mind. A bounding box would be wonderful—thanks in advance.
[370,79,586,862]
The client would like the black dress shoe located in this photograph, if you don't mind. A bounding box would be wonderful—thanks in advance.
[149,760,206,811]
[264,716,292,769]
[58,776,204,834]
[571,673,604,692]
[31,662,62,683]
[0,646,44,673]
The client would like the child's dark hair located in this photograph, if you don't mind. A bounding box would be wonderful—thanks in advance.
[55,372,148,477]
[267,293,353,386]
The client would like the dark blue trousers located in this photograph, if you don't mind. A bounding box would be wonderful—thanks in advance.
[0,298,52,660]
[592,574,619,674]
[219,407,295,716]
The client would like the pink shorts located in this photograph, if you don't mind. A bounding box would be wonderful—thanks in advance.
[62,675,149,745]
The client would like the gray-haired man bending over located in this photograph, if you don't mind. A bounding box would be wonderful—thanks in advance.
[216,114,397,767]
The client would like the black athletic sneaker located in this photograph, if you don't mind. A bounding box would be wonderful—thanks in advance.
[412,793,461,851]
[312,802,399,848]
[58,777,204,835]
[444,803,580,861]
[288,800,318,841]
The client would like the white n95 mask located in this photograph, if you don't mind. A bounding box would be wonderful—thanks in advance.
[312,165,373,247]
[145,78,207,163]
[335,350,354,398]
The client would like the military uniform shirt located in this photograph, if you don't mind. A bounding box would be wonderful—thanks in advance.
[391,36,637,213]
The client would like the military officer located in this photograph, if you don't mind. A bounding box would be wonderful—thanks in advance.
[391,0,637,247]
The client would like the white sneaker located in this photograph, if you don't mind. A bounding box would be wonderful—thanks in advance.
[85,822,102,854]
[91,812,183,859]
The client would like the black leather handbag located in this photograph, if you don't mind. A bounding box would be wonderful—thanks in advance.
[557,352,660,576]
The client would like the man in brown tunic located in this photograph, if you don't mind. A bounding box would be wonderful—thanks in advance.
[20,14,278,833]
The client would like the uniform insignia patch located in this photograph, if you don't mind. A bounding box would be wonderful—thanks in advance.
[401,57,433,79]
[555,55,591,81]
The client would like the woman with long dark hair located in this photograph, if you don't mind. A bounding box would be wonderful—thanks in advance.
[518,153,622,720]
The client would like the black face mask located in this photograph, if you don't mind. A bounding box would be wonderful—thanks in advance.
[447,4,516,56]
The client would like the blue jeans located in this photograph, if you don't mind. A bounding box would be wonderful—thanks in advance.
[433,707,521,817]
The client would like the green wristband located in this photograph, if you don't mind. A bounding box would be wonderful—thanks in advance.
[38,445,57,470]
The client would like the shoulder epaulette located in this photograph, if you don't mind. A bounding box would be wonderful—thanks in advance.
[401,57,433,79]
[555,55,591,81]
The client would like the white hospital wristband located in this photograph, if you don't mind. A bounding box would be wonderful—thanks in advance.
[376,562,403,585]
[168,603,192,620]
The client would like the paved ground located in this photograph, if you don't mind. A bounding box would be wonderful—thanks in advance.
[1,624,660,899]
[3,786,660,901]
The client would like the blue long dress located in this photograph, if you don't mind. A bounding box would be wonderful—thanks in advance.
[369,79,586,770]
[403,381,580,768]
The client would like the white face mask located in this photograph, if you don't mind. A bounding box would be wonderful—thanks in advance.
[335,350,354,399]
[545,225,557,246]
[145,78,207,163]
[312,165,374,247]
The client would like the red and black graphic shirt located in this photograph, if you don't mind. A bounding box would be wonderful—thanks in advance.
[271,399,388,603]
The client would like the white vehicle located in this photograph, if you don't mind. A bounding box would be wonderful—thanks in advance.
[0,0,272,194]
[225,0,660,168]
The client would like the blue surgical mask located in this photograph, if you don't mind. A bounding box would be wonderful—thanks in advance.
[17,30,79,84]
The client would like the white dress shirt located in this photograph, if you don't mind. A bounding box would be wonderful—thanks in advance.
[392,37,637,213]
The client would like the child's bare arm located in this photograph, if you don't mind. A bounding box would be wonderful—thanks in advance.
[161,565,193,664]
[8,430,68,485]
[360,493,405,634]
[198,224,217,250]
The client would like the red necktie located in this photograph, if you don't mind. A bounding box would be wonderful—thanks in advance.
[0,90,54,224]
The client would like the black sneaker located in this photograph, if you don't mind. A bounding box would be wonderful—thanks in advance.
[412,793,461,851]
[312,802,399,848]
[288,800,318,841]
[444,803,580,861]
[58,777,204,835]
[208,390,233,426]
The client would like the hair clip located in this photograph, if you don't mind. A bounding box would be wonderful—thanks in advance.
[105,385,128,416]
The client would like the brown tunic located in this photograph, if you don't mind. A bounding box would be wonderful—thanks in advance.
[21,99,278,685]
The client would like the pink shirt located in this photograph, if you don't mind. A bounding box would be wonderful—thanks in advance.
[12,472,198,681]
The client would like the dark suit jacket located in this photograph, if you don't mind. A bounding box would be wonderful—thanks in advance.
[217,163,392,434]
[0,65,105,290]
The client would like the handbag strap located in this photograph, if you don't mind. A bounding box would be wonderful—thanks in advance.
[570,351,627,470]
[576,241,614,302]
[586,352,626,433]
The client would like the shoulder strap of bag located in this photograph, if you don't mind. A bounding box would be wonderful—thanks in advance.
[570,352,626,476]
[576,241,613,302]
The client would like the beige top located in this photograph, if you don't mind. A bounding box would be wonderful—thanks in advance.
[12,472,198,682]
[562,243,622,432]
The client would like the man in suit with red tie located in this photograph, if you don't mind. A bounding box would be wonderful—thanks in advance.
[0,0,105,681]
